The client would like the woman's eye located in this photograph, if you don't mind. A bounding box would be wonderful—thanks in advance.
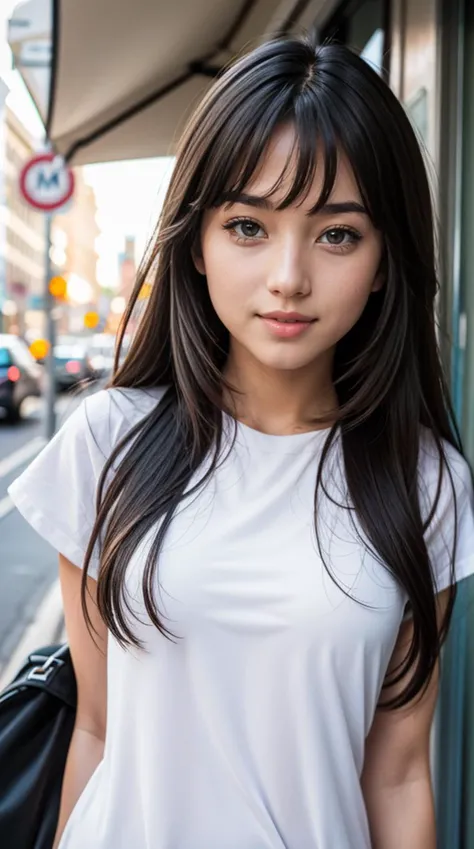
[223,219,265,241]
[319,227,361,250]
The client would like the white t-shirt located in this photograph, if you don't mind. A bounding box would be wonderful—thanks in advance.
[8,387,474,849]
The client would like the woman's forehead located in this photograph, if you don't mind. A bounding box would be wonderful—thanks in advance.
[226,125,361,210]
[205,122,370,219]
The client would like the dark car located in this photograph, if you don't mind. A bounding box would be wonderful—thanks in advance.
[0,334,44,422]
[54,336,95,389]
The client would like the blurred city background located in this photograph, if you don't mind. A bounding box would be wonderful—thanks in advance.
[0,1,473,846]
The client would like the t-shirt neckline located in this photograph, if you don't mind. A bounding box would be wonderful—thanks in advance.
[223,412,332,454]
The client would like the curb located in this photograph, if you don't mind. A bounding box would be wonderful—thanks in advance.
[0,579,64,690]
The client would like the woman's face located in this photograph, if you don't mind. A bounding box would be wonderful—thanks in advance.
[195,125,384,375]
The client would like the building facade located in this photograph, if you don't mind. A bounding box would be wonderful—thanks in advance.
[118,235,136,305]
[0,111,100,342]
[50,168,100,334]
[313,0,473,843]
[0,100,100,339]
[0,105,46,337]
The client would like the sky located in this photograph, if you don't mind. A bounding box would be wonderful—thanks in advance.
[0,2,174,289]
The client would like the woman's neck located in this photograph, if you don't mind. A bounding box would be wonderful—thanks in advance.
[223,347,338,436]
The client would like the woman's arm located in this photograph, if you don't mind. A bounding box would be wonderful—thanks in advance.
[361,589,449,849]
[52,554,108,849]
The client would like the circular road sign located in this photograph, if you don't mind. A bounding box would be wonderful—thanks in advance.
[19,152,75,212]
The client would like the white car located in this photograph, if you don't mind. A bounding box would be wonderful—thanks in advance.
[87,334,130,379]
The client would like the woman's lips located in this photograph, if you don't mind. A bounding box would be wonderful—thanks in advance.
[259,316,315,338]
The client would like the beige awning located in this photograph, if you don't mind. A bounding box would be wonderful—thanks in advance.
[8,0,325,165]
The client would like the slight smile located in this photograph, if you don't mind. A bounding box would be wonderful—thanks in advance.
[258,311,316,339]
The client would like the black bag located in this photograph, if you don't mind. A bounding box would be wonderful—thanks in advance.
[0,644,77,849]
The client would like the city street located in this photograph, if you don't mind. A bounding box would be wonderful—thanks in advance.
[0,386,96,678]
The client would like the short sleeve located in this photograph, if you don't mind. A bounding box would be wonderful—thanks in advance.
[420,437,474,594]
[8,390,112,577]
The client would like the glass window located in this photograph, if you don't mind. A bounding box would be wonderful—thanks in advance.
[320,0,387,78]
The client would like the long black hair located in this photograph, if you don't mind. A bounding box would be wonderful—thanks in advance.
[82,31,461,709]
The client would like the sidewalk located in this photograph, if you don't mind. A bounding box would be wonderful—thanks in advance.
[0,579,64,689]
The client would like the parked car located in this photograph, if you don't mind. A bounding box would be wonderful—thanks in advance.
[54,336,95,389]
[0,334,43,422]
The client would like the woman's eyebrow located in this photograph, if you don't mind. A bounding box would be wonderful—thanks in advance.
[218,192,275,210]
[218,191,368,216]
[315,201,368,216]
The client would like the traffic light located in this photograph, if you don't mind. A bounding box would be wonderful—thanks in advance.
[48,276,67,299]
[84,311,100,329]
[29,338,50,360]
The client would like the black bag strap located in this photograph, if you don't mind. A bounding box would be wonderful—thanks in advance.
[0,643,77,709]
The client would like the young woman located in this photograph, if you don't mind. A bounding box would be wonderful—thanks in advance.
[9,31,474,849]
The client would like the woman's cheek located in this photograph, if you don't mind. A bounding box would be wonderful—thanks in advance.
[315,269,373,336]
[208,276,251,329]
[206,264,242,328]
[205,248,261,320]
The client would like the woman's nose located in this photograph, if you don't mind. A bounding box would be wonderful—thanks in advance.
[266,243,311,298]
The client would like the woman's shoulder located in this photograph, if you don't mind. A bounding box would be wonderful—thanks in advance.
[79,385,168,456]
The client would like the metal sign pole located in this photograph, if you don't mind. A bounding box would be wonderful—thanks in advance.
[18,145,75,439]
[44,211,56,439]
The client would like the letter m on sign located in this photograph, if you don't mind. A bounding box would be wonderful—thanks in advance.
[37,169,60,190]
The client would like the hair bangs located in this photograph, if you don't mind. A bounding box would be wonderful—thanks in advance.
[201,115,342,218]
[193,92,288,212]
[312,83,386,228]
[197,75,377,220]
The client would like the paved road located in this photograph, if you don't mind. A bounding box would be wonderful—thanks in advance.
[0,385,98,676]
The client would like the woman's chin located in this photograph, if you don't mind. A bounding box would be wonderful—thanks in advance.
[245,345,322,373]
